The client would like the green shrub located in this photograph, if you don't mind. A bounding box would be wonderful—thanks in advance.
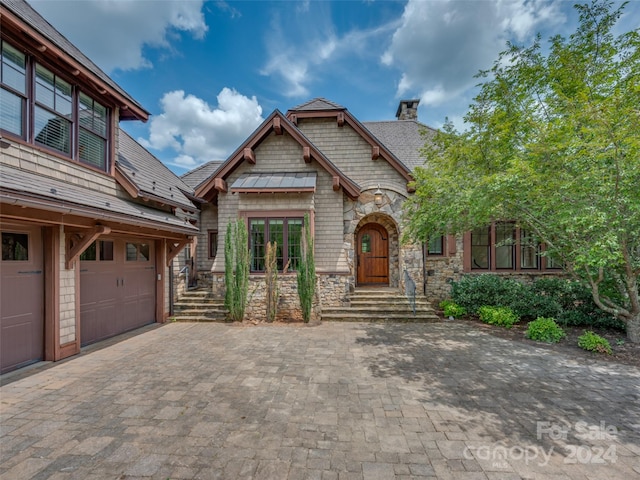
[578,331,612,355]
[451,275,524,314]
[439,300,467,318]
[451,275,624,331]
[478,306,519,328]
[526,317,566,343]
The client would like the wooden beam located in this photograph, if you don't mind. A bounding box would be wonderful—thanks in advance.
[243,147,256,164]
[290,114,298,125]
[303,146,311,163]
[65,225,111,269]
[337,112,345,127]
[273,117,283,135]
[214,178,228,193]
[372,146,380,160]
[166,238,192,267]
[332,176,340,191]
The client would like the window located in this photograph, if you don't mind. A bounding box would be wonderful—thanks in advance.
[80,240,114,261]
[468,222,558,272]
[2,232,28,261]
[249,217,303,272]
[361,234,371,253]
[126,242,149,262]
[1,41,26,136]
[0,39,110,171]
[208,231,218,258]
[427,236,444,256]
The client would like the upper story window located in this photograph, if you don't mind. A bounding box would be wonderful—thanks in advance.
[0,39,110,172]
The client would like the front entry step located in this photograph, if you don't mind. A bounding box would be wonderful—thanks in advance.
[172,289,227,322]
[322,288,439,323]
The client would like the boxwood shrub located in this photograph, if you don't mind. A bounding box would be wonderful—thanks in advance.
[577,331,612,355]
[526,317,566,343]
[478,306,519,328]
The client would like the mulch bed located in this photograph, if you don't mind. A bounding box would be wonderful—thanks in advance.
[454,314,640,369]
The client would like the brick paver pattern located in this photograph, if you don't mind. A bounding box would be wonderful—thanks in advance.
[1,322,639,479]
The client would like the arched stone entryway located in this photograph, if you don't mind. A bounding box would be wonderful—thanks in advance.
[353,214,399,287]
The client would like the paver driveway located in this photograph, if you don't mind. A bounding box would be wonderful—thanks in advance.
[1,321,639,480]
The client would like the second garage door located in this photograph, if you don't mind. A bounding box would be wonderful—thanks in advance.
[80,239,155,346]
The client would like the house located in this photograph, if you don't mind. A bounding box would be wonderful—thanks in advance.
[0,0,198,374]
[185,98,562,320]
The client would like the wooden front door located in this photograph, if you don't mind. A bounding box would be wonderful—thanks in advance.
[357,223,389,285]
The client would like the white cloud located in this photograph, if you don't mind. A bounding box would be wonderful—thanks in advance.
[140,88,264,166]
[383,0,565,109]
[30,0,208,73]
[260,5,398,98]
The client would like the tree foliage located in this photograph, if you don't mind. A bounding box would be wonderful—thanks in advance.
[405,0,640,341]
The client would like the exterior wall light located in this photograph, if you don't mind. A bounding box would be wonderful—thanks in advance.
[374,185,383,206]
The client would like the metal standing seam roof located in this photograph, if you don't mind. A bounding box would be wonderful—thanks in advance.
[0,164,198,233]
[116,129,196,211]
[1,0,148,119]
[230,172,317,192]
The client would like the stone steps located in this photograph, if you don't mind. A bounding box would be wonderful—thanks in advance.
[173,288,227,322]
[323,288,440,323]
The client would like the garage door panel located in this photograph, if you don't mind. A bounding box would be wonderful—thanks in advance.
[1,227,44,374]
[80,239,155,346]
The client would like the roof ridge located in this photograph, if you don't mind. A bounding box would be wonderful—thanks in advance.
[181,160,223,179]
[289,97,346,111]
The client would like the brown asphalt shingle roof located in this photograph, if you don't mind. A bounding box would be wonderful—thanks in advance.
[0,164,198,234]
[116,129,196,211]
[363,120,436,171]
[181,161,224,190]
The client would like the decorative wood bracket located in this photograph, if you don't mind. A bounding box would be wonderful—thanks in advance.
[371,146,380,160]
[273,117,283,135]
[66,225,111,269]
[214,178,228,193]
[332,176,340,191]
[337,112,344,127]
[243,147,256,164]
[290,114,298,125]
[406,183,416,193]
[166,238,192,267]
[303,146,311,163]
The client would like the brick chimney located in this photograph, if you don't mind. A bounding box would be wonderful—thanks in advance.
[395,99,420,121]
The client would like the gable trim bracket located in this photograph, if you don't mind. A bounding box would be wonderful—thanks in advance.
[195,110,361,201]
[166,237,192,267]
[65,225,111,269]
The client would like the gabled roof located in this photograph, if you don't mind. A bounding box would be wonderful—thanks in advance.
[115,129,196,212]
[286,98,414,185]
[181,160,224,190]
[363,120,436,171]
[290,98,346,111]
[1,0,148,121]
[195,110,361,200]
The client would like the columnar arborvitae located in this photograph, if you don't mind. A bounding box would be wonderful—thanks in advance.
[264,241,278,322]
[297,213,316,323]
[224,219,249,322]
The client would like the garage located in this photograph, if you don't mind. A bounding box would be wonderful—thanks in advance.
[1,225,44,374]
[80,238,156,346]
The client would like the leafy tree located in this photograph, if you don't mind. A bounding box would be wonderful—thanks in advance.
[405,1,640,341]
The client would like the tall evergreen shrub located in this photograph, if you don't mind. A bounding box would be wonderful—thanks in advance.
[224,219,249,322]
[297,213,316,323]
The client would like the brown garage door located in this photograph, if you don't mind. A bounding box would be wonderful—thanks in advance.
[1,225,44,374]
[80,239,155,346]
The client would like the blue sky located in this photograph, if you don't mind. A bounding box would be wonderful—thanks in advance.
[31,0,639,175]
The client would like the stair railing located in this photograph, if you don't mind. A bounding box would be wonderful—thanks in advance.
[403,269,416,316]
